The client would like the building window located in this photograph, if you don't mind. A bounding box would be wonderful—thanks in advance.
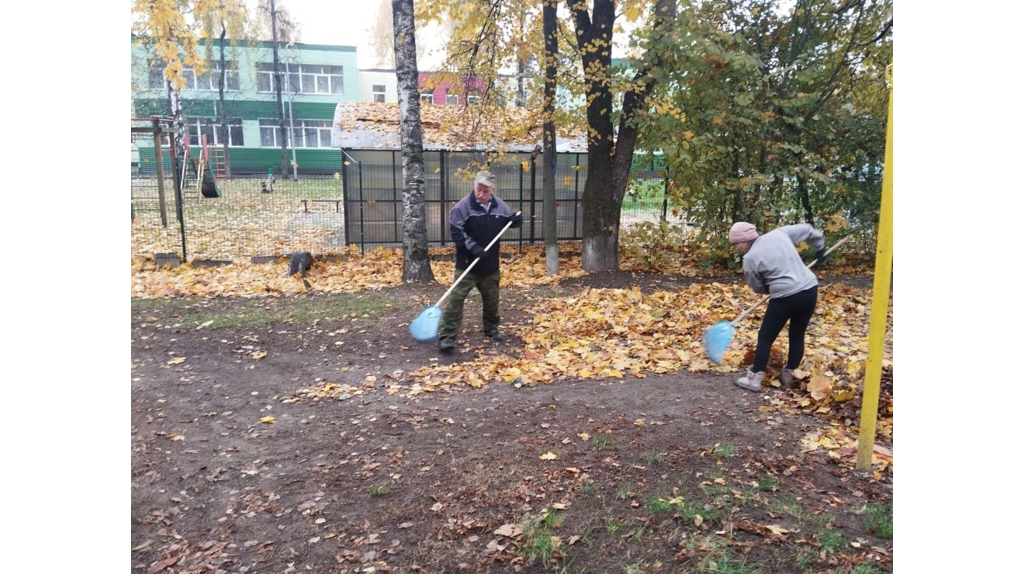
[292,120,333,148]
[186,118,244,147]
[260,119,281,147]
[260,119,332,148]
[420,92,434,104]
[258,64,344,94]
[446,93,459,105]
[149,62,239,91]
[467,94,481,105]
[372,85,386,103]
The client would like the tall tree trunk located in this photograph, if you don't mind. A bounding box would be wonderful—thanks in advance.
[542,0,558,275]
[569,0,677,272]
[270,0,289,177]
[167,83,186,164]
[393,0,434,282]
[797,174,814,225]
[570,0,619,272]
[218,23,232,178]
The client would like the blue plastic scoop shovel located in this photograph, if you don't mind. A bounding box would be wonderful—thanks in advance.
[703,236,850,364]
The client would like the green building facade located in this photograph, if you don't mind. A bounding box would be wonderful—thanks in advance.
[131,39,358,173]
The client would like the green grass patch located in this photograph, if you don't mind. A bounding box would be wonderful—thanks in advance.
[519,511,567,569]
[605,518,625,534]
[863,498,893,538]
[757,475,777,491]
[768,496,806,521]
[677,535,762,574]
[592,433,616,451]
[713,443,736,457]
[818,527,847,554]
[132,292,395,330]
[645,497,678,513]
[627,520,648,542]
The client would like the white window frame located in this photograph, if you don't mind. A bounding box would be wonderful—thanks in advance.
[186,117,244,147]
[149,62,239,91]
[258,63,343,95]
[259,119,282,147]
[260,119,332,148]
[372,84,386,103]
[291,120,333,148]
[420,92,434,104]
[446,93,459,105]
[467,94,481,105]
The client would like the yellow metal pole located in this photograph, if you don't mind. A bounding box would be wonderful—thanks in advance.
[856,64,894,471]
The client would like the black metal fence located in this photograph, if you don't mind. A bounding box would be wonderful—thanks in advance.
[131,122,681,262]
[340,149,681,252]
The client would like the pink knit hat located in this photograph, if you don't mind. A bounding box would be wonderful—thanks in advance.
[729,222,758,244]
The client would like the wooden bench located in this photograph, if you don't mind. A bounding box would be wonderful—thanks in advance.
[301,198,344,212]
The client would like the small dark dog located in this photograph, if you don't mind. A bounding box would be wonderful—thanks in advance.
[287,251,314,289]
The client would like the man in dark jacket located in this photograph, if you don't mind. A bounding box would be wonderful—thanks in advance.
[438,170,523,352]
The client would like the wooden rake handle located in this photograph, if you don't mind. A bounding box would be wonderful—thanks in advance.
[731,235,853,326]
[433,211,522,308]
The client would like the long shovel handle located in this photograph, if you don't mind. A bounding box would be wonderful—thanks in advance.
[433,211,522,308]
[731,235,852,326]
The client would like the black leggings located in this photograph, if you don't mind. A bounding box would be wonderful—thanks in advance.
[753,286,818,373]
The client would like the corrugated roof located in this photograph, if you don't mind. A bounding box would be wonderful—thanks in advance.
[330,102,587,152]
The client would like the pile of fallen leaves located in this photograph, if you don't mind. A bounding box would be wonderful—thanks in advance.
[131,239,876,299]
[406,283,892,401]
[404,283,893,473]
[131,248,406,298]
[131,244,594,298]
[799,424,894,478]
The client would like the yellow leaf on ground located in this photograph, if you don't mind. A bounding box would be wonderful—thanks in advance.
[252,351,267,360]
[807,375,833,401]
[167,357,185,365]
[766,525,790,535]
[260,416,276,424]
[540,452,558,460]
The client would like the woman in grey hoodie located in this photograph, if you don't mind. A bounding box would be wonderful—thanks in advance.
[728,221,827,392]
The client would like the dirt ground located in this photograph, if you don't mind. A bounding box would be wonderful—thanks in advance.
[131,272,893,574]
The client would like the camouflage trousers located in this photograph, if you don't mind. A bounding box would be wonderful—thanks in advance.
[438,269,501,344]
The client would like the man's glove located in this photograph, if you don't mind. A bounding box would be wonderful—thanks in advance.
[815,247,826,266]
[470,244,488,260]
[500,212,524,227]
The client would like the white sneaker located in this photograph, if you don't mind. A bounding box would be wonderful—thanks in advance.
[735,369,764,392]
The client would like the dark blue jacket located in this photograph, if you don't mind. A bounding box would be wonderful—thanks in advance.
[449,193,522,276]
